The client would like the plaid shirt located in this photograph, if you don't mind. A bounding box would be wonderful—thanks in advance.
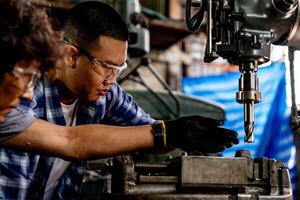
[0,77,154,200]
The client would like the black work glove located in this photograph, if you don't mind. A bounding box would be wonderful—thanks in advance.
[163,115,239,153]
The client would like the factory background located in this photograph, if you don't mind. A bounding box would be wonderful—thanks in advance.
[32,0,299,199]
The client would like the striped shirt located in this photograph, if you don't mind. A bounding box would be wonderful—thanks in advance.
[0,77,153,200]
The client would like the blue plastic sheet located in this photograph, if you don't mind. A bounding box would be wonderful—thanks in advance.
[182,62,297,194]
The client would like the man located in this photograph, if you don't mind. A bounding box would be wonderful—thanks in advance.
[0,0,62,123]
[0,1,239,200]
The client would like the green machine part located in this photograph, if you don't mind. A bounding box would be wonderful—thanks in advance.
[126,90,225,121]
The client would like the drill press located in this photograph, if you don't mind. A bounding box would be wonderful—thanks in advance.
[186,0,300,142]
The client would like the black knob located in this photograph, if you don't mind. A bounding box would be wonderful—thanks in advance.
[273,0,298,13]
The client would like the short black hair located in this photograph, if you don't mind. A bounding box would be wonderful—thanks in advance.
[0,0,63,75]
[64,1,128,50]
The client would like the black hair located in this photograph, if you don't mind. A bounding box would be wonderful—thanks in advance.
[64,1,128,50]
[0,0,63,76]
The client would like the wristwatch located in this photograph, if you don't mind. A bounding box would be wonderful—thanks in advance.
[151,121,166,148]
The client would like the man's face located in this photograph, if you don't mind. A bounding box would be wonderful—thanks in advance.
[68,36,128,103]
[0,61,40,122]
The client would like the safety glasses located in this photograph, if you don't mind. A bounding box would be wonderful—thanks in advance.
[64,39,127,80]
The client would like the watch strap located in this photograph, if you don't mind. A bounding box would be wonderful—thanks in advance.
[151,121,166,148]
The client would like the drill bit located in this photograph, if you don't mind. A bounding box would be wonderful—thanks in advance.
[236,62,261,143]
[244,101,254,143]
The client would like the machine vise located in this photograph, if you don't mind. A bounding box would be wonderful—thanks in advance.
[102,151,292,200]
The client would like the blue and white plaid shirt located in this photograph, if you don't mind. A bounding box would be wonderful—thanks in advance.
[0,77,154,200]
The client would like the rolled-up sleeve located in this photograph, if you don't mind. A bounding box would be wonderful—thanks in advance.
[0,107,37,142]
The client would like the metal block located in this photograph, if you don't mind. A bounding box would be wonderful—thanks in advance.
[181,156,248,187]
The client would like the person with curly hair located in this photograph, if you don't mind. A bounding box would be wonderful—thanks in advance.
[0,0,62,122]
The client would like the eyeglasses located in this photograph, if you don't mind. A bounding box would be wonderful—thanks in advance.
[63,39,127,80]
[12,66,41,91]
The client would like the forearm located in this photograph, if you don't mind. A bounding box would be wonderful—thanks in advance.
[66,124,154,159]
[2,119,154,160]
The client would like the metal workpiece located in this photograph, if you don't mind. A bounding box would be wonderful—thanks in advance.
[180,156,249,186]
[104,152,292,200]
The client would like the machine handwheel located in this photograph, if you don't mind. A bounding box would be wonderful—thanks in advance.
[185,0,206,32]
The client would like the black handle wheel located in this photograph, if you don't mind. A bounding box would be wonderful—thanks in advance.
[186,0,206,32]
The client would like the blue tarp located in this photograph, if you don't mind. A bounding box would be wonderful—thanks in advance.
[182,62,297,193]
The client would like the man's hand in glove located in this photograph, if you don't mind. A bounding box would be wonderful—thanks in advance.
[151,115,239,153]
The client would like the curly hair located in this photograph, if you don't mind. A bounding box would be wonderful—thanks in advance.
[0,0,63,74]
